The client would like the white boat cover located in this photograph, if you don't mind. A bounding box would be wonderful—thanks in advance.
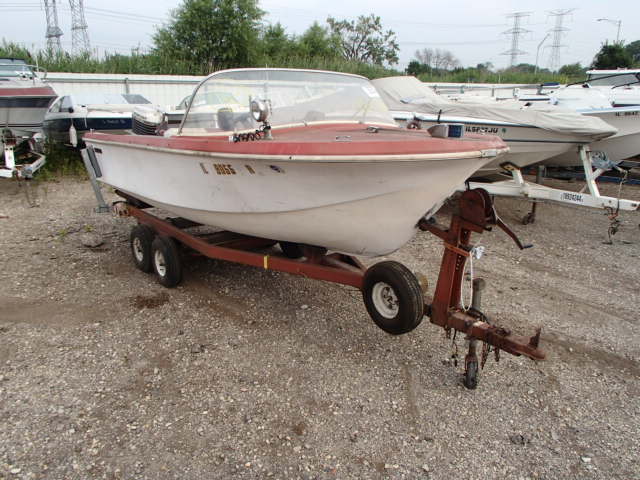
[372,76,617,139]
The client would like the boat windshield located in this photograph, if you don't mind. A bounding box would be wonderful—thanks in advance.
[180,69,395,134]
[0,58,34,78]
[71,93,152,106]
[587,73,640,87]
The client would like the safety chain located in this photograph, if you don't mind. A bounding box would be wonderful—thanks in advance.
[605,168,629,244]
[465,306,501,369]
[450,329,459,367]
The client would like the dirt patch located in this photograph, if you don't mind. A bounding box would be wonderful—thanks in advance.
[1,296,104,328]
[131,292,170,310]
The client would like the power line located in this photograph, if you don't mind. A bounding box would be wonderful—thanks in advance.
[83,12,163,25]
[399,40,504,46]
[83,6,165,23]
[501,11,532,67]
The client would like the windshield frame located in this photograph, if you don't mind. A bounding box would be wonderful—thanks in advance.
[584,72,640,87]
[177,68,396,135]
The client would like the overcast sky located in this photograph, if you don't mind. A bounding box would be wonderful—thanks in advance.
[1,0,638,71]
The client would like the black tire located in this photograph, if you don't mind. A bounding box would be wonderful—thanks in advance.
[151,236,182,288]
[362,261,424,335]
[463,360,479,390]
[521,213,535,225]
[130,224,155,273]
[279,241,304,259]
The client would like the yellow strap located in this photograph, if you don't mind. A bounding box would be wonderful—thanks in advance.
[263,255,269,270]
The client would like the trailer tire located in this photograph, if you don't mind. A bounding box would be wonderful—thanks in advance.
[362,261,424,335]
[151,236,182,288]
[130,224,155,273]
[279,241,304,259]
[463,360,479,390]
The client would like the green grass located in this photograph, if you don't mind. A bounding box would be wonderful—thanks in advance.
[2,39,586,83]
[417,70,574,85]
[39,142,87,180]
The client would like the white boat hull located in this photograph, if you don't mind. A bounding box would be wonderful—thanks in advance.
[393,116,585,175]
[0,104,51,137]
[89,139,497,256]
[0,79,57,139]
[543,108,640,167]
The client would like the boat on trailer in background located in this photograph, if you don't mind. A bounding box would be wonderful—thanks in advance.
[0,58,56,178]
[372,76,639,221]
[43,93,153,148]
[82,68,546,389]
[371,76,618,177]
[582,69,640,108]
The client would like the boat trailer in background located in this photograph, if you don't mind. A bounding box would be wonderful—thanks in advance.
[113,188,544,389]
[0,129,46,179]
[466,145,640,226]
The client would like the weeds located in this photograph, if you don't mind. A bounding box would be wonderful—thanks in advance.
[57,227,69,240]
[40,142,87,180]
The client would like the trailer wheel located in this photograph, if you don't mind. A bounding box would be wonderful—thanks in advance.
[130,224,155,273]
[279,241,304,259]
[362,261,424,335]
[151,236,182,288]
[521,212,535,225]
[463,360,479,390]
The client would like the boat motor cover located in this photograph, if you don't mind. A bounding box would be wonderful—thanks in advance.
[372,76,618,140]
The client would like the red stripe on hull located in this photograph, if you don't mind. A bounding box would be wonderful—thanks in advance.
[0,86,57,97]
[85,124,506,157]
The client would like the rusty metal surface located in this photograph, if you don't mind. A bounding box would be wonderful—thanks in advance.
[126,205,364,289]
[424,188,546,362]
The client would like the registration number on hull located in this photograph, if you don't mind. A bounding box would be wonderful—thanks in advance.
[465,126,500,134]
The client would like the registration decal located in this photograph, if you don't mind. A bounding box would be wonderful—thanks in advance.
[561,192,584,203]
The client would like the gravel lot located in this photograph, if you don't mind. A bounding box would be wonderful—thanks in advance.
[1,176,639,480]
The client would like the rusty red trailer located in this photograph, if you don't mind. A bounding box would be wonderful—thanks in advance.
[116,188,544,389]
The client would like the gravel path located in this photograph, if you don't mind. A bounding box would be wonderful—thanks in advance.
[0,176,638,480]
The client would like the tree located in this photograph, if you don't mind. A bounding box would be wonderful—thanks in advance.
[592,43,634,69]
[415,48,434,67]
[297,22,341,59]
[509,63,537,73]
[413,48,459,71]
[558,62,585,77]
[260,22,297,59]
[326,14,399,65]
[625,40,640,64]
[476,62,493,72]
[406,60,430,76]
[152,0,264,73]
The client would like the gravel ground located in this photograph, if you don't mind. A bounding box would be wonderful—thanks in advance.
[0,176,639,480]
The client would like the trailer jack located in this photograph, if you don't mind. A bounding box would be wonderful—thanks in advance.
[419,188,545,388]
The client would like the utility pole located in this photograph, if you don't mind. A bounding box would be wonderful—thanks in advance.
[43,0,63,53]
[546,9,575,71]
[534,34,550,74]
[597,18,622,43]
[69,0,91,54]
[502,12,532,67]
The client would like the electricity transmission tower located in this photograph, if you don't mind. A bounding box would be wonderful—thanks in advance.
[502,12,532,67]
[43,0,63,52]
[69,0,91,54]
[546,9,574,71]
